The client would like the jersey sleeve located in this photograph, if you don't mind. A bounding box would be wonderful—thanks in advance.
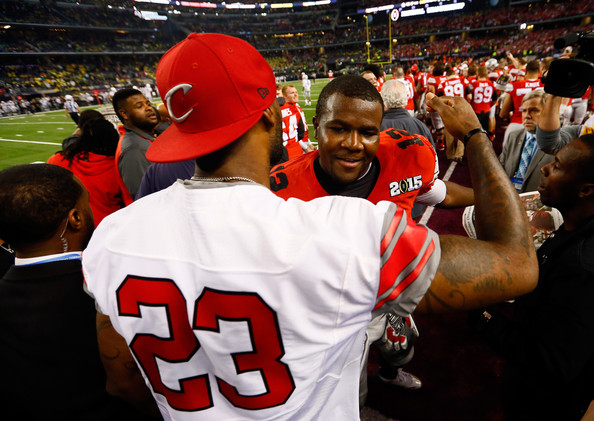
[374,203,440,317]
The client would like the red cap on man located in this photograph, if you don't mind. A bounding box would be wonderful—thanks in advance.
[147,33,276,163]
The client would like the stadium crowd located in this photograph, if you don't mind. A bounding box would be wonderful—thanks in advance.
[2,0,594,419]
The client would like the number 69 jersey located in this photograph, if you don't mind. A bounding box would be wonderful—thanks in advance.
[82,181,439,421]
[270,128,444,214]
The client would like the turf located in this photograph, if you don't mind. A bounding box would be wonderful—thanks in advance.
[0,79,329,171]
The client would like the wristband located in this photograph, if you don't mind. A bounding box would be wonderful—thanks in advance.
[463,128,488,144]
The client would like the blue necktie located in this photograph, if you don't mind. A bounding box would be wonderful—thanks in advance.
[515,132,537,179]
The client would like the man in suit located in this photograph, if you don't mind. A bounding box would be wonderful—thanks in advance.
[0,164,156,420]
[499,89,553,193]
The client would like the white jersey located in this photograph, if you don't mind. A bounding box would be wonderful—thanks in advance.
[302,78,311,92]
[83,180,439,421]
[64,99,79,113]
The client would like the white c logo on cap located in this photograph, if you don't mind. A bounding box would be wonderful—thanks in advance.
[165,83,194,123]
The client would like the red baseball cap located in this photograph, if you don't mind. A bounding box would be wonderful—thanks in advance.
[146,33,276,163]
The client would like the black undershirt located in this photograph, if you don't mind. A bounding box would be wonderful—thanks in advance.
[313,157,381,198]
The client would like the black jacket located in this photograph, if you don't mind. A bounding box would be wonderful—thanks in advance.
[475,216,594,421]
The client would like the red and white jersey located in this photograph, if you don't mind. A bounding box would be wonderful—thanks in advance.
[83,180,439,421]
[439,77,468,98]
[469,79,496,114]
[508,66,525,82]
[377,75,385,92]
[396,77,415,110]
[488,68,504,83]
[508,78,544,123]
[415,72,428,93]
[270,128,445,213]
[281,102,307,160]
[427,75,447,96]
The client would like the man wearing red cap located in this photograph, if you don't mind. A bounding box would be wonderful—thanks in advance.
[82,33,538,420]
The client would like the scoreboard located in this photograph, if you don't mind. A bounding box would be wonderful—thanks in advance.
[357,0,487,21]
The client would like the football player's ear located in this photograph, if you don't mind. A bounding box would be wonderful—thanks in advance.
[312,116,319,139]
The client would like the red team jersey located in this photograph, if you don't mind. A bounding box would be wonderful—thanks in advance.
[469,79,496,114]
[439,77,468,98]
[508,78,543,123]
[280,102,308,160]
[403,75,416,110]
[427,75,447,96]
[415,72,428,93]
[270,129,439,214]
[488,68,504,83]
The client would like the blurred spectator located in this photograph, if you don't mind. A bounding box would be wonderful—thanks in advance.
[48,119,125,226]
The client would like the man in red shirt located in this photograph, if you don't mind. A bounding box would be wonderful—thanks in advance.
[270,75,474,402]
[467,65,498,136]
[392,65,416,116]
[280,85,315,160]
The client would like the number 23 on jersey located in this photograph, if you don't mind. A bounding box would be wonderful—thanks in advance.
[117,276,296,412]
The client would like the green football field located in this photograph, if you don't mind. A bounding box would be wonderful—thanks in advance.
[0,79,329,171]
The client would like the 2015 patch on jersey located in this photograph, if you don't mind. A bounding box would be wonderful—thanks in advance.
[389,175,422,197]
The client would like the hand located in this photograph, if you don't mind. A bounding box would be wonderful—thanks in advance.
[426,92,483,141]
[377,313,419,365]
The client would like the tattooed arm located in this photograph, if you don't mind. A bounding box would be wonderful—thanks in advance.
[416,94,538,314]
[96,312,161,417]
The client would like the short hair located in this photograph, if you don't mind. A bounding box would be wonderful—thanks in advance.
[522,89,546,105]
[392,66,404,79]
[467,64,478,76]
[363,63,381,79]
[381,79,408,109]
[541,57,554,72]
[526,59,540,74]
[281,85,296,97]
[432,62,445,76]
[316,75,384,119]
[112,88,143,122]
[62,119,120,163]
[0,164,82,247]
[477,65,488,78]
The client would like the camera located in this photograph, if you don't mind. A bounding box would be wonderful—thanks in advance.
[542,31,594,98]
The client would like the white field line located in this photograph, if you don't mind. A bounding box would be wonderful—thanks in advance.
[0,122,74,125]
[419,160,457,226]
[0,138,61,146]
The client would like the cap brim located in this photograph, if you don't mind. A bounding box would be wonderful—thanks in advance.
[146,110,264,163]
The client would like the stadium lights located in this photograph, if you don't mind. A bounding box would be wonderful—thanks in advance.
[364,4,395,14]
[401,8,425,17]
[227,3,257,8]
[303,0,332,6]
[427,2,465,13]
[180,2,217,8]
[133,0,334,9]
